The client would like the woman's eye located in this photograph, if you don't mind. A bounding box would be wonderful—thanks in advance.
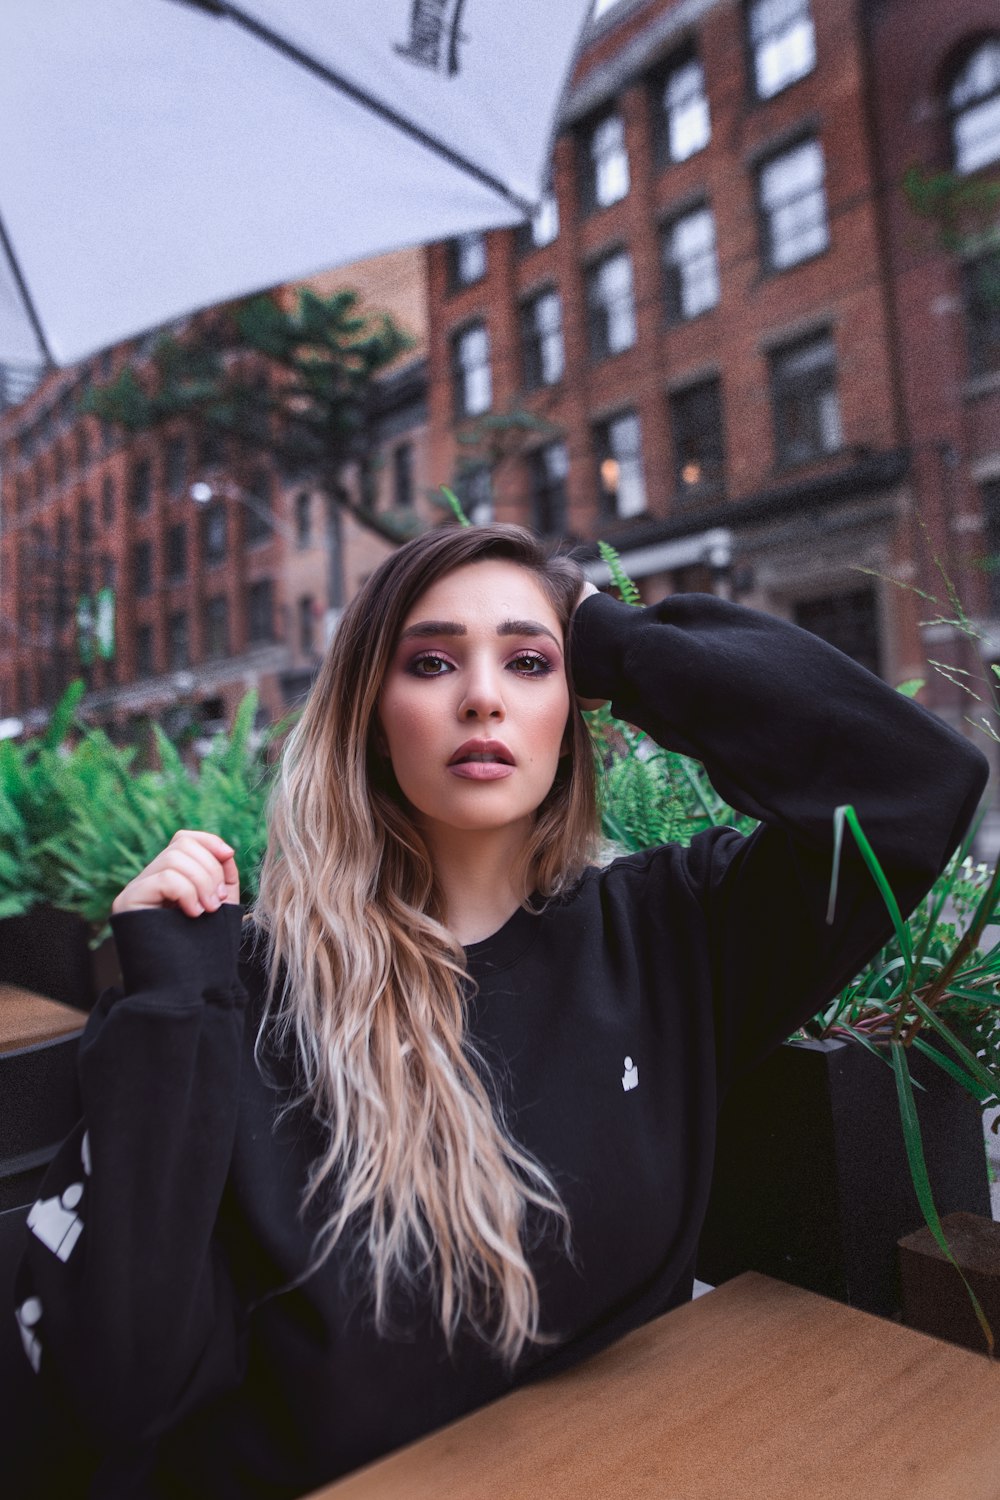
[410,654,452,677]
[509,652,552,676]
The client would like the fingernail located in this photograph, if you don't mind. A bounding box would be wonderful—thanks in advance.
[217,883,228,899]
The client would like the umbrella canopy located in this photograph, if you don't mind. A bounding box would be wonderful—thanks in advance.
[0,0,593,367]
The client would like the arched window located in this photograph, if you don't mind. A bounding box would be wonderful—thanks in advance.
[949,39,1000,174]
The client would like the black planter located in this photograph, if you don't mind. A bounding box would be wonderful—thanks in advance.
[0,904,96,1009]
[696,1036,992,1318]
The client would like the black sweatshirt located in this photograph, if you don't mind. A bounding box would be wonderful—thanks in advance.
[13,592,988,1498]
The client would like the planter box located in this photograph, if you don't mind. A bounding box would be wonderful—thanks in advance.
[899,1211,1000,1355]
[0,904,95,1009]
[696,1037,992,1318]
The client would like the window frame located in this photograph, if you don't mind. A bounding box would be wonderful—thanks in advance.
[586,248,638,361]
[578,109,630,216]
[661,203,721,324]
[769,329,844,469]
[651,49,712,168]
[668,377,726,502]
[448,231,488,290]
[520,286,566,390]
[948,38,1000,176]
[757,134,829,273]
[529,440,570,536]
[593,409,647,519]
[452,320,493,419]
[963,248,1000,379]
[746,0,817,102]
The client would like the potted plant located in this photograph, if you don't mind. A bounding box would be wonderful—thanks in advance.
[590,545,999,1348]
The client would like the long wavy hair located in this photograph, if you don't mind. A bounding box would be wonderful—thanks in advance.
[252,524,599,1364]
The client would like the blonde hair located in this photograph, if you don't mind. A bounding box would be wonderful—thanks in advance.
[253,524,599,1364]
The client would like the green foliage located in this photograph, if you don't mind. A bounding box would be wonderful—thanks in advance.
[903,164,1000,260]
[596,541,641,607]
[439,485,472,528]
[0,685,284,941]
[82,287,416,542]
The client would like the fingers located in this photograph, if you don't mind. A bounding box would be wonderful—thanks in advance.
[111,829,241,918]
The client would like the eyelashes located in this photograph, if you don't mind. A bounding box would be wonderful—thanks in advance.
[406,649,556,678]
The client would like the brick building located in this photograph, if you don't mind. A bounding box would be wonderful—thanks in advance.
[426,0,1000,734]
[0,248,431,736]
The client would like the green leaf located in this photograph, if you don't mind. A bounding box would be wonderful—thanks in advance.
[890,1039,994,1355]
[596,541,641,606]
[439,485,472,527]
[895,678,925,698]
[828,805,912,972]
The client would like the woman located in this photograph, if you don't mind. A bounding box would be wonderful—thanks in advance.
[15,524,988,1498]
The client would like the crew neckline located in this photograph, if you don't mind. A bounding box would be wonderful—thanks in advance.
[462,899,542,973]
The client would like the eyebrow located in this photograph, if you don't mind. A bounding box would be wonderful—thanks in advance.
[398,618,561,647]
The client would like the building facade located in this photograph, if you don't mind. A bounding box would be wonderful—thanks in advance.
[0,248,431,737]
[426,0,1000,733]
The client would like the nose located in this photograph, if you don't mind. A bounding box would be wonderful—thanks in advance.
[458,657,506,722]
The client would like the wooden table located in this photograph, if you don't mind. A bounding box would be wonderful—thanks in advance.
[312,1272,1000,1500]
[0,983,87,1052]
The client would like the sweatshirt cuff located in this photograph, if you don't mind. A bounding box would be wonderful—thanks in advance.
[570,590,640,702]
[110,904,245,998]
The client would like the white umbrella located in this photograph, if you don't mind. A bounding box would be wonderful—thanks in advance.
[0,0,592,367]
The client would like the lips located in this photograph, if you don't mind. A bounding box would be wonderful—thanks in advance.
[447,738,515,767]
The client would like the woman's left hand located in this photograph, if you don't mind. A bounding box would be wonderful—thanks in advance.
[573,581,608,712]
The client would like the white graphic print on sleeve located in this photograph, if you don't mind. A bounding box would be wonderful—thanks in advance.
[622,1055,638,1091]
[16,1296,43,1373]
[28,1129,91,1263]
[28,1182,84,1262]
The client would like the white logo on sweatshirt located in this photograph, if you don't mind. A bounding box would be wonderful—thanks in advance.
[16,1296,43,1373]
[28,1183,84,1262]
[622,1055,638,1091]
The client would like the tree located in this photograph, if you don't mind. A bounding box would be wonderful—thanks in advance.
[83,288,419,543]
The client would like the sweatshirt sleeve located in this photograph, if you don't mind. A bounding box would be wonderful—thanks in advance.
[13,903,250,1447]
[571,590,989,1084]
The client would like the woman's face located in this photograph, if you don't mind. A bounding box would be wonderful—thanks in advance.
[377,559,572,844]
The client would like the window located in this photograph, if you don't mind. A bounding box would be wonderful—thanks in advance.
[758,137,828,270]
[453,323,492,417]
[131,540,153,597]
[593,0,625,16]
[595,411,647,518]
[165,522,187,582]
[100,554,116,590]
[248,579,275,644]
[669,379,726,500]
[983,481,1000,615]
[656,56,711,164]
[393,443,415,508]
[455,465,494,525]
[295,491,312,548]
[662,206,720,322]
[53,443,66,487]
[244,472,273,545]
[136,624,155,677]
[581,112,630,213]
[449,232,487,288]
[949,40,1000,174]
[78,497,95,548]
[205,596,230,659]
[530,441,570,535]
[76,425,90,471]
[197,429,224,471]
[517,191,559,254]
[201,502,227,566]
[521,289,565,389]
[748,0,816,100]
[165,436,186,496]
[168,610,190,670]
[586,251,637,359]
[770,331,843,466]
[129,456,152,514]
[101,474,115,525]
[298,595,316,655]
[964,250,1000,378]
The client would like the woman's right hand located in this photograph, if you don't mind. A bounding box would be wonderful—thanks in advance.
[111,830,241,919]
